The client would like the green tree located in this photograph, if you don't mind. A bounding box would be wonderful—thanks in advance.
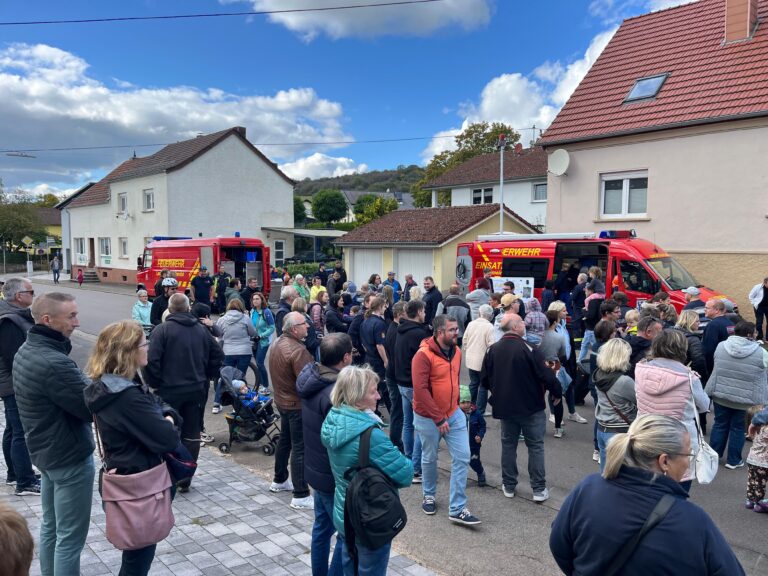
[411,122,519,208]
[294,196,307,225]
[312,189,348,225]
[354,193,378,216]
[357,197,398,225]
[0,200,46,249]
[35,193,60,207]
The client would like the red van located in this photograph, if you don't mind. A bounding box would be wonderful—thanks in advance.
[137,236,271,298]
[456,230,730,311]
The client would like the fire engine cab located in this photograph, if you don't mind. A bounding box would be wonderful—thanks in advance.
[137,235,271,298]
[456,230,730,311]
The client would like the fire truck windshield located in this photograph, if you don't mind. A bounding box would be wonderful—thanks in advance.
[644,257,698,291]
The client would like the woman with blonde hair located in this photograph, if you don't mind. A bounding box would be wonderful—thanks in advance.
[321,366,412,575]
[84,320,181,576]
[408,285,423,302]
[550,414,744,575]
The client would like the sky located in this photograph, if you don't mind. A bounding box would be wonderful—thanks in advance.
[0,0,694,196]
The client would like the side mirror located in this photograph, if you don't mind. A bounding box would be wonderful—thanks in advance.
[137,256,144,268]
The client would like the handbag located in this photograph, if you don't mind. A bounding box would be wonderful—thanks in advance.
[95,418,175,551]
[164,442,197,485]
[687,373,718,485]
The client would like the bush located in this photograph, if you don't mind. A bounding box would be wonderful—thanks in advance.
[286,264,323,278]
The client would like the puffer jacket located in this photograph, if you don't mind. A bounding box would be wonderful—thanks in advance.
[0,300,33,397]
[465,288,490,320]
[216,310,256,356]
[13,325,94,470]
[635,359,710,481]
[412,337,461,425]
[131,300,152,326]
[461,317,494,372]
[321,405,413,537]
[705,335,768,409]
[593,369,637,429]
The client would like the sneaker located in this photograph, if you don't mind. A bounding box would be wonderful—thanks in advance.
[554,428,564,438]
[200,431,215,443]
[211,404,222,414]
[258,386,270,396]
[15,482,41,496]
[290,496,314,510]
[724,461,745,470]
[477,476,487,487]
[592,449,600,462]
[568,412,588,424]
[412,472,423,484]
[421,496,436,515]
[533,488,550,503]
[449,508,481,526]
[548,414,555,424]
[502,485,516,498]
[745,500,757,509]
[5,478,16,486]
[269,479,294,493]
[754,501,768,513]
[177,483,190,494]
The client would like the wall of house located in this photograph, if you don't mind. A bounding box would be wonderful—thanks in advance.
[450,180,547,229]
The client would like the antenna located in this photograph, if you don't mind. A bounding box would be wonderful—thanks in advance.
[548,149,570,176]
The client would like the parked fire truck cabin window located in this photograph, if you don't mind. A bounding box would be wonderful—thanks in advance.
[600,172,647,218]
[501,258,549,288]
[620,260,656,294]
[645,257,698,292]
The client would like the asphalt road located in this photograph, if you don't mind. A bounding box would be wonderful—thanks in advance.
[35,279,768,576]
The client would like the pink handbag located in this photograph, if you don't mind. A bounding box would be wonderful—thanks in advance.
[96,421,175,550]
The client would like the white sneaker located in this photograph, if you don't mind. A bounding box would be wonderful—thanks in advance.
[554,428,564,438]
[211,404,221,414]
[533,488,550,503]
[592,449,600,462]
[269,479,294,493]
[200,431,215,443]
[548,414,555,424]
[290,495,314,510]
[502,486,515,498]
[568,412,588,424]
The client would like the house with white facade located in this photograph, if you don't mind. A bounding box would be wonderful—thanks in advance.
[65,127,294,285]
[422,146,548,230]
[339,190,414,223]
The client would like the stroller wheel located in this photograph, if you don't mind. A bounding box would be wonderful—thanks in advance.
[263,443,275,456]
[271,434,280,446]
[218,443,230,454]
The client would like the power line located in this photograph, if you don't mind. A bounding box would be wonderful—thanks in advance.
[0,0,444,26]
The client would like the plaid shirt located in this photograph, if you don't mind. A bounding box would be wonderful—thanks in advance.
[525,311,548,337]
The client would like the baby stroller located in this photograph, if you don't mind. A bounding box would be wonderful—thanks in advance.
[217,366,280,455]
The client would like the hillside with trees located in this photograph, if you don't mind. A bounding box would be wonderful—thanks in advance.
[294,164,424,196]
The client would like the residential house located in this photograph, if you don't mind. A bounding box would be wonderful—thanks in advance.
[339,190,414,222]
[64,127,294,284]
[57,182,94,273]
[335,203,539,290]
[422,146,548,230]
[539,0,768,312]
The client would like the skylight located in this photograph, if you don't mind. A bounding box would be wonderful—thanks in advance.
[625,73,669,102]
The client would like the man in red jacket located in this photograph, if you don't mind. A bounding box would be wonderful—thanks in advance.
[412,315,481,526]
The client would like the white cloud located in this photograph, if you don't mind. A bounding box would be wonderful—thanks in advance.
[548,29,616,107]
[242,0,493,40]
[0,43,357,188]
[589,0,697,24]
[280,152,368,180]
[419,127,462,164]
[647,0,697,10]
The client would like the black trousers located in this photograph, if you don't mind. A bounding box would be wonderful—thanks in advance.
[755,307,768,340]
[274,409,309,498]
[160,389,204,488]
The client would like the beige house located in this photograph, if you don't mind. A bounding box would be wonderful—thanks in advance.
[539,0,768,313]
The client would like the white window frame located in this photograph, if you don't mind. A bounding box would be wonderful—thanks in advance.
[74,238,86,265]
[118,237,128,258]
[599,171,648,219]
[274,240,285,267]
[532,182,548,203]
[142,189,155,212]
[98,237,112,256]
[117,192,128,214]
[472,187,493,205]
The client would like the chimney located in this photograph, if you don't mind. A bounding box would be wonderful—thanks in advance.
[234,126,247,137]
[725,0,758,43]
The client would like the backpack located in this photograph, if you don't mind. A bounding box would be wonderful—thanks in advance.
[343,427,407,557]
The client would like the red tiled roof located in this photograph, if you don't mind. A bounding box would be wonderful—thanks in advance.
[539,0,768,146]
[336,204,538,245]
[67,158,145,208]
[35,207,62,226]
[424,147,547,189]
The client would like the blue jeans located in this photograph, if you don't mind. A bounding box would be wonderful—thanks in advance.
[120,544,157,576]
[39,455,95,576]
[709,402,746,466]
[597,428,621,473]
[398,386,421,474]
[468,369,488,415]
[414,409,470,516]
[500,411,547,493]
[340,534,391,576]
[312,490,342,576]
[255,344,270,390]
[577,330,595,363]
[1,395,36,487]
[216,355,252,403]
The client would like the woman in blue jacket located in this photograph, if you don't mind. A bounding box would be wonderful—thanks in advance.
[250,292,275,393]
[321,365,413,576]
[549,414,744,576]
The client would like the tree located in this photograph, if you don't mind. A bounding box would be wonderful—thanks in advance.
[0,200,46,249]
[312,189,348,225]
[357,197,398,226]
[411,122,520,208]
[35,193,60,207]
[354,193,378,216]
[294,196,307,225]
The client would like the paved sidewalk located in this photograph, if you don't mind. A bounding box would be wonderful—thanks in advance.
[1,444,437,576]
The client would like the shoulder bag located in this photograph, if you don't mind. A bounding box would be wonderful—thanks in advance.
[687,372,718,485]
[95,418,175,550]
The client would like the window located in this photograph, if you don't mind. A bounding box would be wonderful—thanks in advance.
[117,192,127,214]
[644,257,699,292]
[625,74,668,102]
[600,172,647,218]
[472,188,493,205]
[118,237,128,258]
[620,260,656,294]
[532,183,547,202]
[501,258,550,288]
[142,189,154,211]
[98,237,111,256]
[74,238,86,265]
[274,240,285,267]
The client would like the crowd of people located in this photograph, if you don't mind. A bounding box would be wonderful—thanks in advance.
[1,266,768,575]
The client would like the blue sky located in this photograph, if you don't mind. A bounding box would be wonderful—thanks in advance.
[0,0,692,194]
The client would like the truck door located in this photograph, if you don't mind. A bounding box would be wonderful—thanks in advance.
[618,259,659,308]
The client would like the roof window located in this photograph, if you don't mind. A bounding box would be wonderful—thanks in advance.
[625,73,668,102]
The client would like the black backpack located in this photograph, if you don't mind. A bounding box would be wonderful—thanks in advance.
[343,426,407,555]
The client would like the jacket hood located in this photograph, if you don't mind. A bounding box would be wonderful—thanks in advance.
[0,299,33,319]
[723,335,761,358]
[296,362,340,399]
[418,335,455,361]
[321,405,378,450]
[165,312,198,327]
[398,319,429,335]
[527,298,541,312]
[84,374,138,413]
[593,369,623,393]
[221,310,247,325]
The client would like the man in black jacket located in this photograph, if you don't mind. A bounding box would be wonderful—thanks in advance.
[0,278,37,495]
[13,292,94,576]
[625,316,663,378]
[146,293,224,491]
[295,333,352,576]
[384,301,407,451]
[422,276,443,326]
[275,285,298,337]
[394,299,432,482]
[481,313,561,503]
[150,277,178,325]
[702,298,736,373]
[240,277,260,311]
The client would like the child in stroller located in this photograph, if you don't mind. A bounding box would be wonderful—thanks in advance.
[217,365,280,455]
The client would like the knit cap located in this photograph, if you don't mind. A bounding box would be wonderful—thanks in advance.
[459,385,471,403]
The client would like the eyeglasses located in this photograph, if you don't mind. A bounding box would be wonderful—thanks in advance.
[18,290,35,295]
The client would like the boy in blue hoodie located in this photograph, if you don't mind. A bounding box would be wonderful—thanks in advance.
[460,385,487,487]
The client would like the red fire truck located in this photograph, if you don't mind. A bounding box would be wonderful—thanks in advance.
[456,230,730,311]
[137,236,271,298]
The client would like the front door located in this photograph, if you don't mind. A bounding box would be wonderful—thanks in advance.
[88,238,95,268]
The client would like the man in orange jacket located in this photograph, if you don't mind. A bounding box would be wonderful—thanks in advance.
[412,314,481,527]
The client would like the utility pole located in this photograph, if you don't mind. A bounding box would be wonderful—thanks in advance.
[498,133,508,234]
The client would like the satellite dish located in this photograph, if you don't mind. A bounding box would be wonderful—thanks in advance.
[548,149,570,176]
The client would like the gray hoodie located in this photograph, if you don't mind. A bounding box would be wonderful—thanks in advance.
[705,336,768,409]
[216,310,256,356]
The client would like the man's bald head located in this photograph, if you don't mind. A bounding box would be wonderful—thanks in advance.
[501,313,525,336]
